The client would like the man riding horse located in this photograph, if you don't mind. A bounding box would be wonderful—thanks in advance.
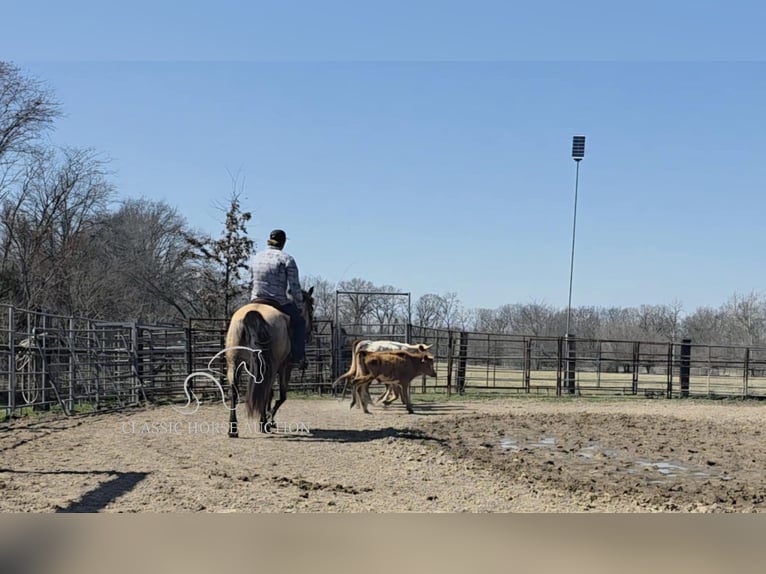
[225,228,314,436]
[249,229,307,367]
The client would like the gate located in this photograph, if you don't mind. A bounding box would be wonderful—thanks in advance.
[332,290,411,379]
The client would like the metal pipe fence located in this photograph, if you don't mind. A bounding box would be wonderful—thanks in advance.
[409,326,766,399]
[5,303,766,419]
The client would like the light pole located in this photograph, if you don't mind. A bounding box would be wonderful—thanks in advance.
[565,135,585,394]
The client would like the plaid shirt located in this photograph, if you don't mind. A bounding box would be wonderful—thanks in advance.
[250,246,304,309]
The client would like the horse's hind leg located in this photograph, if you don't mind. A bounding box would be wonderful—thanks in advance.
[268,366,291,427]
[228,383,239,438]
[227,357,240,438]
[261,383,274,432]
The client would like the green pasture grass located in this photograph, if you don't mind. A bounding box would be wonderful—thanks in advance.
[426,364,766,394]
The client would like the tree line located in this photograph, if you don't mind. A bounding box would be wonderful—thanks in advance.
[0,62,253,323]
[2,61,764,348]
[304,275,766,347]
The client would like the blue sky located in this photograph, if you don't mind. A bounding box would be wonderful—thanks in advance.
[4,1,766,313]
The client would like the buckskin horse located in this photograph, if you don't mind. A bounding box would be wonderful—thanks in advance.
[224,287,314,437]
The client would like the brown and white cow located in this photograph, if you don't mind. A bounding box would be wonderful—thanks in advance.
[347,349,437,414]
[332,339,433,398]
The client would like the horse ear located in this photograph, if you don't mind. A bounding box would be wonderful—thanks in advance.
[308,286,314,296]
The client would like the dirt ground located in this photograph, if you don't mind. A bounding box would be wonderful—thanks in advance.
[2,393,766,512]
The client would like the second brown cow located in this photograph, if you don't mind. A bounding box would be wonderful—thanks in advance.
[349,350,437,414]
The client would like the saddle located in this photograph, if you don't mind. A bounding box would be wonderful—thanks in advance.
[251,297,283,312]
[251,297,294,339]
[250,297,305,368]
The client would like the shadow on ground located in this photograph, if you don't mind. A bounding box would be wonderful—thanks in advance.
[251,426,446,445]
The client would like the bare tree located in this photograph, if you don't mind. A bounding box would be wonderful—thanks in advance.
[415,293,445,328]
[0,147,113,312]
[492,304,516,334]
[302,275,336,319]
[722,291,766,346]
[470,307,496,332]
[682,306,725,345]
[570,306,601,339]
[186,181,253,319]
[93,198,198,322]
[370,285,409,330]
[599,306,640,341]
[0,62,61,205]
[512,301,556,336]
[441,291,464,329]
[337,278,376,324]
[666,299,685,342]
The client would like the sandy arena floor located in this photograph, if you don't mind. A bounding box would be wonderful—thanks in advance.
[2,394,766,512]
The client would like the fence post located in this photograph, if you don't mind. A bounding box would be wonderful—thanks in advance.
[680,339,691,398]
[130,322,143,404]
[40,316,48,410]
[185,318,193,375]
[596,340,602,388]
[632,342,640,395]
[41,313,50,409]
[457,332,468,395]
[556,337,563,396]
[743,347,750,399]
[565,334,576,395]
[446,331,454,397]
[88,320,101,409]
[68,316,76,413]
[666,343,674,398]
[7,306,15,418]
[524,338,532,393]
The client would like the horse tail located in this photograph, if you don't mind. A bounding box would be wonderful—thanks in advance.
[243,310,273,420]
[227,309,273,420]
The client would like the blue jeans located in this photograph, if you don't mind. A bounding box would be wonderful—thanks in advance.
[280,302,305,361]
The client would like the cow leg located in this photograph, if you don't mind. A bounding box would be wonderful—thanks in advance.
[382,384,399,406]
[375,385,388,403]
[355,381,371,414]
[354,376,375,414]
[349,379,361,409]
[348,379,362,409]
[352,383,372,413]
[349,383,358,409]
[399,380,414,414]
[351,379,371,409]
[361,382,373,414]
[362,382,374,409]
[377,383,396,404]
[350,375,373,412]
